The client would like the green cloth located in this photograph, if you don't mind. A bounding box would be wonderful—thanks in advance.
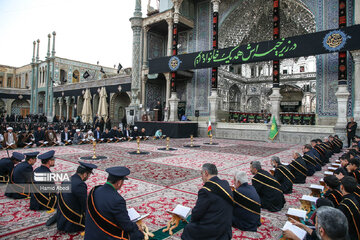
[149,215,191,240]
[105,182,116,190]
[269,116,279,140]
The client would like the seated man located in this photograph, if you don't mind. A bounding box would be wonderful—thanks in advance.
[334,154,350,178]
[34,126,45,146]
[331,135,343,153]
[4,127,18,149]
[338,176,360,240]
[93,126,102,143]
[232,171,261,232]
[101,128,112,142]
[182,163,233,239]
[123,126,131,140]
[5,152,39,199]
[85,130,95,143]
[61,127,72,145]
[302,144,319,176]
[310,139,326,166]
[30,150,57,211]
[57,161,97,233]
[323,175,343,207]
[130,126,139,140]
[0,152,24,183]
[85,166,144,239]
[139,128,149,140]
[283,206,348,240]
[250,161,285,212]
[271,156,294,194]
[115,127,125,142]
[346,158,360,184]
[154,129,164,139]
[45,127,58,146]
[110,126,118,142]
[73,129,84,145]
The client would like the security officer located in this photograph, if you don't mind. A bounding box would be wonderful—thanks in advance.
[5,151,39,199]
[57,161,97,233]
[30,150,57,211]
[0,152,24,183]
[85,166,144,240]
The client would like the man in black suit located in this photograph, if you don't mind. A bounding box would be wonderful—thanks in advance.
[57,161,97,233]
[93,126,102,142]
[61,127,72,145]
[34,126,45,146]
[182,163,233,240]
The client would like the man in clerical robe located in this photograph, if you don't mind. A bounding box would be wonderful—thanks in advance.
[232,171,261,232]
[271,156,294,194]
[288,152,308,184]
[45,127,58,146]
[338,176,360,240]
[250,161,285,212]
[182,163,233,240]
[4,127,17,149]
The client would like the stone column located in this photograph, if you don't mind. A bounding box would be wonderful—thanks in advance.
[51,31,56,57]
[127,0,143,125]
[30,41,36,113]
[45,34,51,117]
[351,50,360,121]
[142,26,150,69]
[168,0,183,122]
[52,98,56,119]
[208,0,221,123]
[58,98,63,120]
[165,17,173,121]
[34,39,40,114]
[141,75,147,107]
[269,88,282,125]
[65,97,70,120]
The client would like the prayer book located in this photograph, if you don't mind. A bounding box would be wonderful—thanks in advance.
[301,195,318,203]
[167,205,191,221]
[328,167,337,171]
[282,221,306,240]
[331,163,341,167]
[309,184,324,191]
[127,208,150,222]
[287,208,307,220]
[324,171,333,176]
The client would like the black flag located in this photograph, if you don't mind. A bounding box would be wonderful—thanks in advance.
[117,63,123,74]
[83,71,90,79]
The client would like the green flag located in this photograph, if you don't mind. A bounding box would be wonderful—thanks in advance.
[269,116,279,140]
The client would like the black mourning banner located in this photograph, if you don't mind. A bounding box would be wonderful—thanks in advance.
[148,24,360,74]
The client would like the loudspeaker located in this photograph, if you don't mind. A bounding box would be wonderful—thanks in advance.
[195,110,199,117]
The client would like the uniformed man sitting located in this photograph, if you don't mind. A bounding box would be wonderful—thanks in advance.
[85,166,144,240]
[57,161,97,233]
[5,151,39,199]
[0,152,24,184]
[323,175,343,207]
[250,161,285,212]
[288,152,308,184]
[271,156,294,194]
[232,171,261,232]
[302,144,320,176]
[182,163,233,240]
[30,150,57,211]
[338,176,360,240]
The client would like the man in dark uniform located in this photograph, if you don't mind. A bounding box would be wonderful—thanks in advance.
[232,171,261,232]
[271,156,294,194]
[85,166,144,240]
[0,152,24,183]
[338,176,360,240]
[323,175,343,207]
[5,151,39,199]
[288,152,308,184]
[182,163,233,240]
[30,150,57,211]
[57,161,97,233]
[250,161,285,212]
[302,144,319,176]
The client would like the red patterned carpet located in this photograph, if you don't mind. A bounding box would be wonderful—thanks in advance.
[0,138,341,239]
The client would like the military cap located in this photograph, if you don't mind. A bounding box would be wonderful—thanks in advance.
[38,150,55,160]
[12,152,25,162]
[106,166,130,180]
[24,151,40,158]
[78,161,98,173]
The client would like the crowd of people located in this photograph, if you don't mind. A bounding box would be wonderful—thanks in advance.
[1,118,360,239]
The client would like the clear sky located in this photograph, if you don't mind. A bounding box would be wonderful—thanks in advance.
[0,0,148,69]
